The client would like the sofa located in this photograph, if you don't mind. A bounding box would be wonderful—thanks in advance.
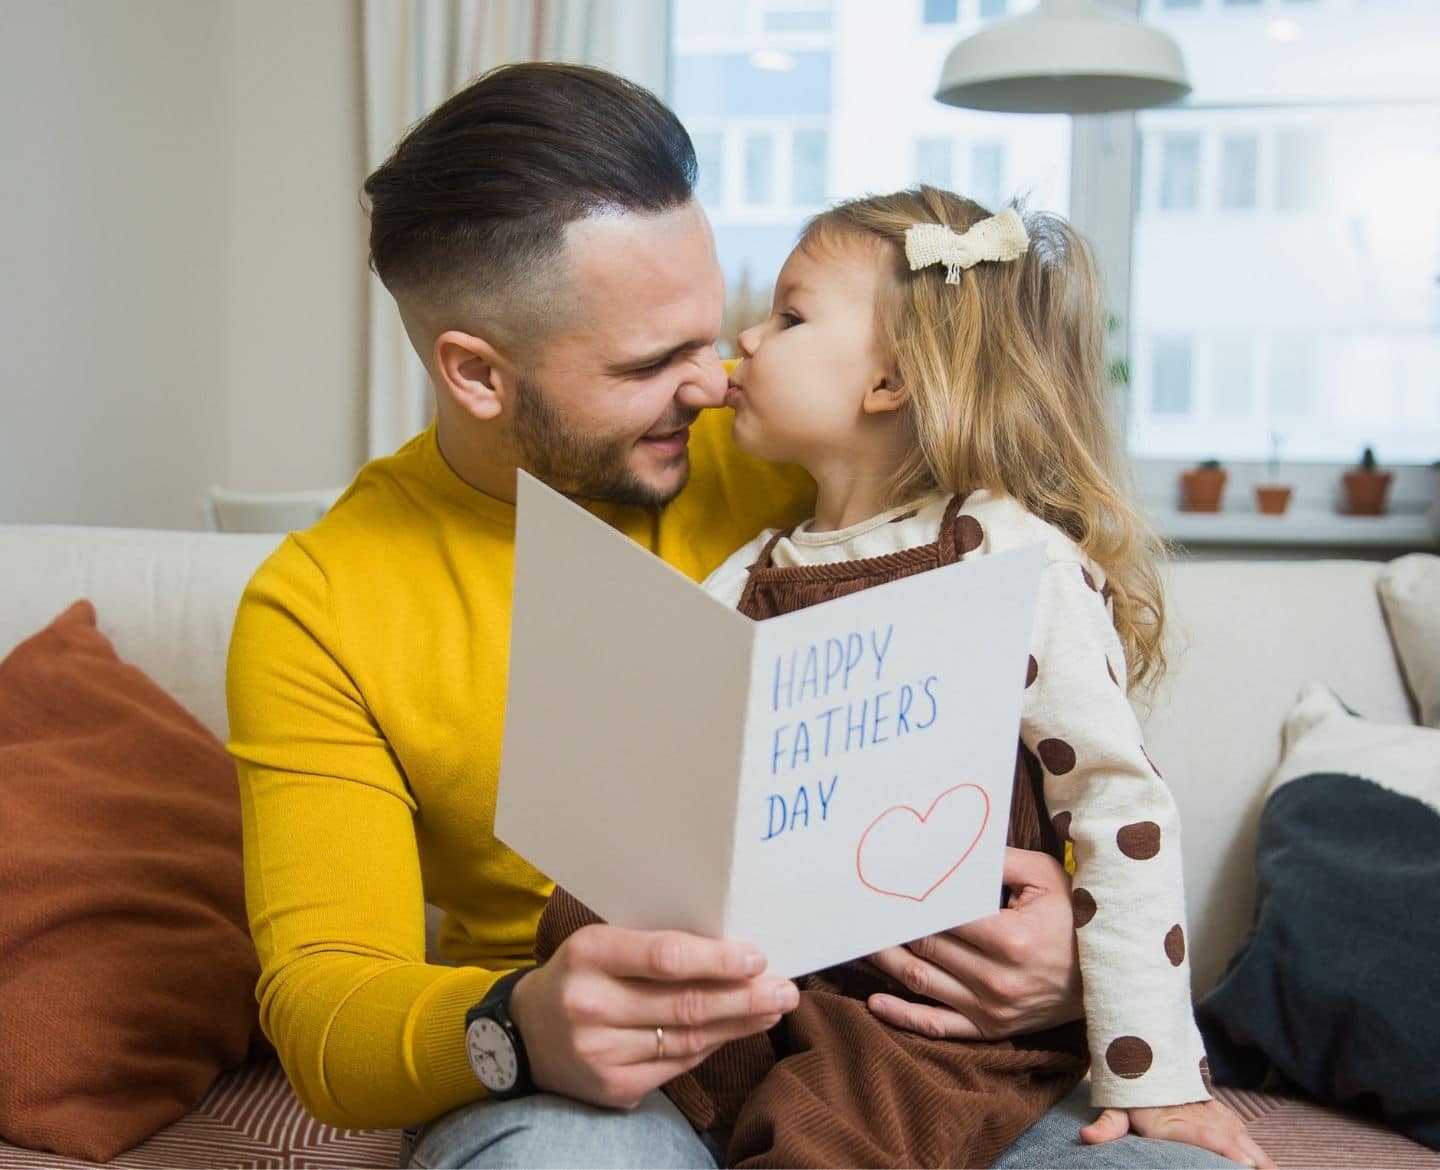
[1,522,1436,1169]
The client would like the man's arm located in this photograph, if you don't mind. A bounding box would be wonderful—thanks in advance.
[230,540,795,1127]
[866,846,1083,1039]
[229,542,500,1128]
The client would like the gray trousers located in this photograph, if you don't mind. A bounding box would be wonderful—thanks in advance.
[403,1082,1243,1169]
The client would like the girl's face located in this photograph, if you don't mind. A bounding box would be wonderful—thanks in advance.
[726,237,896,469]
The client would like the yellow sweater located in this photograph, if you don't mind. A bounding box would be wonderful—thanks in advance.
[226,411,813,1129]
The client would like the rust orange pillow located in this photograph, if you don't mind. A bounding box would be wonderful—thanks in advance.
[0,601,258,1161]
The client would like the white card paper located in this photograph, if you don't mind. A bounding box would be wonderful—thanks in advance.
[497,472,1045,978]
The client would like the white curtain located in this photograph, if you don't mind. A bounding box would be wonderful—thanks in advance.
[361,0,671,459]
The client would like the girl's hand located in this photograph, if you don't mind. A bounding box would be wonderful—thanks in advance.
[1080,1100,1274,1168]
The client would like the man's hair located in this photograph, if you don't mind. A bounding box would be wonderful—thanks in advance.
[363,62,698,357]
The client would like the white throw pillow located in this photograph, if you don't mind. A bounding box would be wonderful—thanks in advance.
[1269,683,1439,812]
[1377,553,1440,729]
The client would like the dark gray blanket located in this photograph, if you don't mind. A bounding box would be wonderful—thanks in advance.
[1196,772,1440,1149]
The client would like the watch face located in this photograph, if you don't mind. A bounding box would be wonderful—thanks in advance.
[466,1017,519,1092]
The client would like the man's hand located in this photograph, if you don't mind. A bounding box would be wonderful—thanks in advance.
[1080,1100,1274,1168]
[866,846,1083,1040]
[508,923,799,1109]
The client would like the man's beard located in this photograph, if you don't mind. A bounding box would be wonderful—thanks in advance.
[511,374,696,511]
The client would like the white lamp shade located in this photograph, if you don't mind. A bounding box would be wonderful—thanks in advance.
[935,0,1191,115]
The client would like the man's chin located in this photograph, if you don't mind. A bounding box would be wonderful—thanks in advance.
[626,449,690,510]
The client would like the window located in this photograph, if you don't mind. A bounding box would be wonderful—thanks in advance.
[1218,134,1258,210]
[970,143,1006,210]
[693,131,724,207]
[1274,129,1322,211]
[1268,336,1313,420]
[915,137,952,188]
[1158,134,1201,211]
[979,0,1008,18]
[922,0,959,24]
[1150,338,1194,416]
[1211,336,1254,418]
[745,132,776,205]
[792,129,828,205]
[762,3,833,33]
[1129,2,1440,464]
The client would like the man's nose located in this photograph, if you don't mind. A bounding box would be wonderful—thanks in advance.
[676,347,728,410]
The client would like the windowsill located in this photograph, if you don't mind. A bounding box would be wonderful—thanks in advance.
[1146,505,1437,550]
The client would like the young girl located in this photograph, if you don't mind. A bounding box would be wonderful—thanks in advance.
[539,186,1268,1168]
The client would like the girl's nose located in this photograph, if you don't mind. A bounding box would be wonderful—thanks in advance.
[736,324,761,358]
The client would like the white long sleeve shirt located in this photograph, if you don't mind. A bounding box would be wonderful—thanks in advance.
[703,489,1210,1108]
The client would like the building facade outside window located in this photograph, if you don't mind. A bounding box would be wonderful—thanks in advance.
[1130,0,1440,465]
[670,0,1439,475]
[671,0,1066,352]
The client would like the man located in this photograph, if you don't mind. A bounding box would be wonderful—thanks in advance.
[227,62,1236,1169]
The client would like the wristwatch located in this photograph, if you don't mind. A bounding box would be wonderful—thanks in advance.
[464,970,535,1098]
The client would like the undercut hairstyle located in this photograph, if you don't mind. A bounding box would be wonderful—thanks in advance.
[802,188,1170,695]
[363,62,697,359]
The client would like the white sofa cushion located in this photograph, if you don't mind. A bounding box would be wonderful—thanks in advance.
[1378,553,1440,730]
[0,526,279,742]
[1142,560,1416,994]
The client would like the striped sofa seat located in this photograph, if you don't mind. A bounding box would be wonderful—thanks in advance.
[1,1055,1437,1169]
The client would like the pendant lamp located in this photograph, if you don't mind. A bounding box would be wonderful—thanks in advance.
[935,0,1190,115]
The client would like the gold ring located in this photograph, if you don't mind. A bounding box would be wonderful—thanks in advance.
[655,1026,665,1061]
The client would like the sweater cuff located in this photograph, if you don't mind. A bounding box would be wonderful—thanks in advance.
[413,967,508,1104]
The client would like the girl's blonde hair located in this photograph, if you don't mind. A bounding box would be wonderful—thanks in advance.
[801,186,1169,692]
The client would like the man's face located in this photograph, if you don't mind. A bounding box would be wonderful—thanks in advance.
[512,201,729,510]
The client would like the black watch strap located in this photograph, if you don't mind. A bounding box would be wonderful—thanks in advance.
[465,969,535,1099]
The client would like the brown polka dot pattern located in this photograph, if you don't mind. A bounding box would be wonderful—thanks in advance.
[1117,821,1162,860]
[1165,924,1185,966]
[1072,886,1097,928]
[1140,746,1163,779]
[1052,810,1071,843]
[1106,1036,1153,1079]
[1025,655,1038,688]
[1081,567,1099,592]
[1106,658,1118,686]
[1037,738,1076,775]
[956,514,984,555]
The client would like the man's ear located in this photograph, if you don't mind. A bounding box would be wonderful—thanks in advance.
[433,330,516,422]
[861,375,909,416]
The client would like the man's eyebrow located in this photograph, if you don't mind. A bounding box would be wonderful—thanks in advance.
[604,338,711,375]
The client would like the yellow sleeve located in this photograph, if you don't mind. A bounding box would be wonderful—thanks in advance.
[226,539,493,1128]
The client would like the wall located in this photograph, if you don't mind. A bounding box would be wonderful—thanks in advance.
[0,0,366,530]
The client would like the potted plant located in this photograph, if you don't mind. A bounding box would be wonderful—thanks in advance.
[1341,446,1393,516]
[1180,459,1227,513]
[1254,432,1292,516]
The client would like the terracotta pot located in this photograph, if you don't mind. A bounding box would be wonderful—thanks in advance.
[1180,468,1227,513]
[1254,485,1292,515]
[1342,469,1393,516]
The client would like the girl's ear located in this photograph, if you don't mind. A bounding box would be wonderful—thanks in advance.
[434,330,518,422]
[862,376,909,416]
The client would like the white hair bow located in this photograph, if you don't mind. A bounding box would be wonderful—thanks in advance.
[904,209,1029,284]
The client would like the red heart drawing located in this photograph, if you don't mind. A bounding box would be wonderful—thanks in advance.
[854,783,991,902]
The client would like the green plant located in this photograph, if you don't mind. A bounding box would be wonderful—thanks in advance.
[1197,458,1223,471]
[1359,446,1378,471]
